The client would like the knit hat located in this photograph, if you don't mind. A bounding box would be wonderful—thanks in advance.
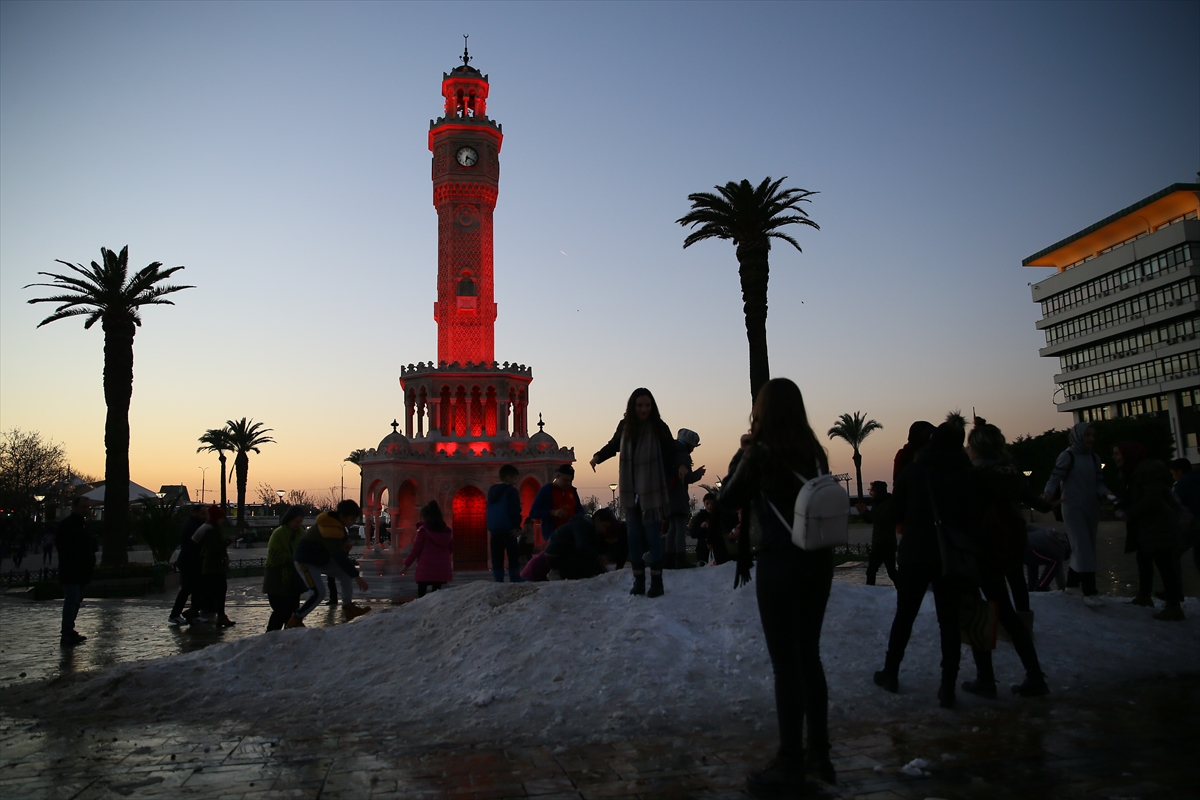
[206,505,223,523]
[676,428,700,448]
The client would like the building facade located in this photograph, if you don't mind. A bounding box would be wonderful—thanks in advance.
[1027,182,1200,460]
[357,48,574,569]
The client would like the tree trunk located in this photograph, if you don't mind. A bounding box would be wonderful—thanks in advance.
[235,453,248,529]
[736,240,771,403]
[218,454,227,510]
[100,317,135,566]
[852,450,864,501]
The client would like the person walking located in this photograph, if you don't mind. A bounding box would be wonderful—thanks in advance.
[403,501,454,598]
[41,530,55,567]
[1041,422,1110,607]
[590,388,682,598]
[960,419,1048,698]
[719,378,838,794]
[56,496,94,647]
[291,500,371,625]
[1114,444,1186,621]
[664,429,705,569]
[169,505,206,625]
[264,506,308,631]
[873,422,977,710]
[487,464,525,582]
[193,506,235,627]
[862,481,897,586]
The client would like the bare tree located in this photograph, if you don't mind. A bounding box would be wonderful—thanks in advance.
[255,482,277,506]
[0,429,68,518]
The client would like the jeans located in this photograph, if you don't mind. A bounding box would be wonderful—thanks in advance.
[866,538,897,585]
[61,583,83,635]
[1137,548,1184,602]
[664,515,688,555]
[755,546,834,758]
[489,530,521,579]
[171,571,200,618]
[266,593,301,631]
[294,561,353,619]
[883,558,962,681]
[202,574,228,617]
[626,504,663,570]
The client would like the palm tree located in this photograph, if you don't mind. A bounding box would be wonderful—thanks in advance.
[225,418,274,529]
[346,449,367,512]
[26,246,191,565]
[677,177,819,401]
[197,427,235,511]
[828,412,883,501]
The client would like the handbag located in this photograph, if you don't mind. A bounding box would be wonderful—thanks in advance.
[959,592,998,651]
[927,476,981,583]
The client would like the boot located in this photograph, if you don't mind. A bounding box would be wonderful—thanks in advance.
[647,571,664,598]
[492,569,505,583]
[873,654,900,693]
[961,678,998,698]
[806,745,837,785]
[746,753,805,797]
[1153,602,1185,621]
[217,615,236,628]
[343,603,372,621]
[966,648,996,697]
[630,569,646,596]
[284,615,305,629]
[1012,672,1049,697]
[938,676,956,709]
[1129,595,1155,607]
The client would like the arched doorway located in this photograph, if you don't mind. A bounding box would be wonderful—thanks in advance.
[377,487,390,547]
[395,480,418,549]
[451,485,488,570]
[519,477,542,547]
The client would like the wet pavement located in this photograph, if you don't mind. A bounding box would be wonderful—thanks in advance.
[1,568,1197,799]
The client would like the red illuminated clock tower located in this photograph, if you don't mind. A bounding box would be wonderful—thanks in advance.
[430,45,502,364]
[354,45,575,572]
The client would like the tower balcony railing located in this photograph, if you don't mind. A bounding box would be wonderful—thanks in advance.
[401,360,532,377]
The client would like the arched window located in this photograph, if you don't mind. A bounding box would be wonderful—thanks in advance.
[457,277,476,296]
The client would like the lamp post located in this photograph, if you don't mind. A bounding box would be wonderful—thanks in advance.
[338,463,346,502]
[197,465,209,504]
[1023,471,1034,521]
[276,489,285,517]
[34,494,45,523]
[608,483,617,505]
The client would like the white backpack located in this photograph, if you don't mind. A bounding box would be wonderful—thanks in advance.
[767,464,850,551]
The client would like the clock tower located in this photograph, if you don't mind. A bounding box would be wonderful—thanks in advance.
[429,42,502,364]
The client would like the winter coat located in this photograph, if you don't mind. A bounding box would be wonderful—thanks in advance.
[1121,460,1182,554]
[529,483,583,537]
[870,494,897,551]
[718,442,827,555]
[891,453,981,571]
[293,512,360,577]
[403,522,453,583]
[55,512,95,586]
[192,522,229,576]
[544,515,601,562]
[175,516,204,575]
[1172,470,1200,519]
[486,483,523,534]
[593,418,682,492]
[263,524,304,595]
[1043,422,1109,508]
[973,459,1031,573]
[668,442,704,517]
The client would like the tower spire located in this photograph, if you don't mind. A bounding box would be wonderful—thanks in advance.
[461,34,471,67]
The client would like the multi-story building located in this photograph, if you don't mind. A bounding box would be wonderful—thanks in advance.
[1026,182,1200,460]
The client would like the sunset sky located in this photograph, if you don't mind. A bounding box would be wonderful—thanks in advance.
[1,1,1197,504]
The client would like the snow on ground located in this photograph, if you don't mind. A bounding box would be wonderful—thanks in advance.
[14,565,1200,745]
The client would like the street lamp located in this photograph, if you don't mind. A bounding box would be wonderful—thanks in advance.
[34,494,45,523]
[608,483,618,505]
[338,462,346,502]
[276,489,286,516]
[1023,471,1034,520]
[197,465,209,504]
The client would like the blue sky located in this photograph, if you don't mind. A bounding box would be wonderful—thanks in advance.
[1,1,1197,501]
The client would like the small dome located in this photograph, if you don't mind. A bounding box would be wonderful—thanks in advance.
[527,429,557,452]
[377,423,409,456]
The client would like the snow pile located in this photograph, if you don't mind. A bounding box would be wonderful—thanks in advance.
[14,564,1200,744]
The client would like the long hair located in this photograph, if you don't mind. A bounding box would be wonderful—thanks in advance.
[622,387,661,441]
[420,500,447,531]
[749,378,827,474]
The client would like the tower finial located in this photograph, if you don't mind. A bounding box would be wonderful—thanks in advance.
[461,34,471,66]
[391,419,399,433]
[538,413,544,433]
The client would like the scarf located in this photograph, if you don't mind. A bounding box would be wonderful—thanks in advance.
[1067,421,1093,455]
[619,421,671,524]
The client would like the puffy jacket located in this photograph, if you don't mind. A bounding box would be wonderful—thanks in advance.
[293,512,360,577]
[263,524,304,595]
[403,522,454,583]
[486,483,522,533]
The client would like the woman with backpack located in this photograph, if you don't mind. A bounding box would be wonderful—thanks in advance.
[873,422,976,710]
[961,418,1048,699]
[589,388,682,598]
[1041,422,1111,607]
[718,378,837,795]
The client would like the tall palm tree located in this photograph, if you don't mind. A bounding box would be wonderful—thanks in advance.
[225,418,274,529]
[677,177,819,401]
[346,449,367,512]
[828,412,883,501]
[197,427,235,511]
[26,246,191,565]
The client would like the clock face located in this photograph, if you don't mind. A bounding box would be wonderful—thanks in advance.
[456,146,479,167]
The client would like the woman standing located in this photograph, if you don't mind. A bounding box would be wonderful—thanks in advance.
[1041,422,1110,607]
[590,388,682,598]
[263,506,307,631]
[403,501,454,598]
[1113,443,1187,621]
[718,378,837,795]
[873,422,977,709]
